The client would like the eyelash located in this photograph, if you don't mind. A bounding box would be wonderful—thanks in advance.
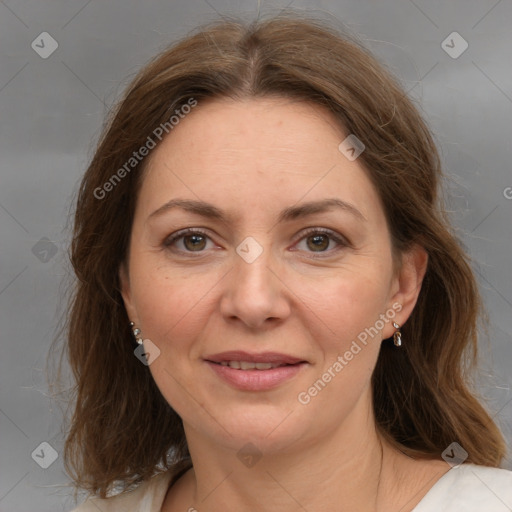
[163,227,349,259]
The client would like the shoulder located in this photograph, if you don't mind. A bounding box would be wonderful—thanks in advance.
[68,471,175,512]
[414,463,512,512]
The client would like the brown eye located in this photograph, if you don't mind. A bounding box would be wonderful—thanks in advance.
[164,228,213,254]
[306,234,330,252]
[294,228,347,257]
[183,234,207,251]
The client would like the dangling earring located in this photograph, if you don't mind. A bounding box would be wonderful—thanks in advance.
[129,321,143,345]
[392,322,402,347]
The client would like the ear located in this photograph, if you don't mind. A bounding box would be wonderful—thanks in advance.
[119,262,138,323]
[383,244,428,338]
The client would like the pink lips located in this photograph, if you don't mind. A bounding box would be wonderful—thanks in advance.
[205,350,305,365]
[204,351,307,391]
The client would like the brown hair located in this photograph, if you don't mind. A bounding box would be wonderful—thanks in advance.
[52,11,506,500]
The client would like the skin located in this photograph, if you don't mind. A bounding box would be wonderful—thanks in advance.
[119,97,449,512]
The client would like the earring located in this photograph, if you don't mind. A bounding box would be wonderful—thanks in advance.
[392,322,402,347]
[129,321,143,345]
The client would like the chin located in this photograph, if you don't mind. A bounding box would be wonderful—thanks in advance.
[208,407,311,453]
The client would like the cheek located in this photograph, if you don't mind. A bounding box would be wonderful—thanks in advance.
[305,266,392,351]
[130,268,214,413]
[297,275,389,415]
[129,259,215,348]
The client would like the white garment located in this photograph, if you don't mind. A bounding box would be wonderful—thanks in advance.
[70,463,512,511]
[412,463,512,511]
[69,470,173,512]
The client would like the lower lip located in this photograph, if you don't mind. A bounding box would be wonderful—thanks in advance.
[205,361,306,391]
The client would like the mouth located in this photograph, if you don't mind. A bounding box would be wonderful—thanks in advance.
[203,351,308,391]
[208,360,301,370]
[204,350,307,368]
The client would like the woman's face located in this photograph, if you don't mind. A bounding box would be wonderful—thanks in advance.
[120,97,425,454]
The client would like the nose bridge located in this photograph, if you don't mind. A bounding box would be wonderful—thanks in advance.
[235,249,273,292]
[220,235,290,328]
[233,237,277,301]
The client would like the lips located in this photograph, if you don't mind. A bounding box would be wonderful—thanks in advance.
[205,350,306,366]
[204,351,307,391]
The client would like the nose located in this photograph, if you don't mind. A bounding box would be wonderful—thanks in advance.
[219,247,291,330]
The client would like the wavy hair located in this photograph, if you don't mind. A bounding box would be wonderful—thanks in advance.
[51,12,506,500]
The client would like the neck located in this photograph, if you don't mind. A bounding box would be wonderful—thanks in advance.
[174,400,410,512]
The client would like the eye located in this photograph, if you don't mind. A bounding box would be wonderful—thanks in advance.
[164,227,348,258]
[164,228,216,254]
[293,228,347,257]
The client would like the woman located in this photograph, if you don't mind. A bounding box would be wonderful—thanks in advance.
[63,13,512,512]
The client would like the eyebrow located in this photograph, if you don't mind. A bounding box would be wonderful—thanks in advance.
[147,197,366,223]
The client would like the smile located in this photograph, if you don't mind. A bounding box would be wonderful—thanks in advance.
[205,360,306,391]
[216,361,291,370]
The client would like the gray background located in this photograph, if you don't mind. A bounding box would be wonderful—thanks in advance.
[0,0,511,510]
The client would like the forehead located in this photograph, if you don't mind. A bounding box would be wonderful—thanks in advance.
[150,97,343,161]
[137,97,381,222]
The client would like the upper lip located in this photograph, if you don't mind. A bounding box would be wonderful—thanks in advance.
[205,351,306,365]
